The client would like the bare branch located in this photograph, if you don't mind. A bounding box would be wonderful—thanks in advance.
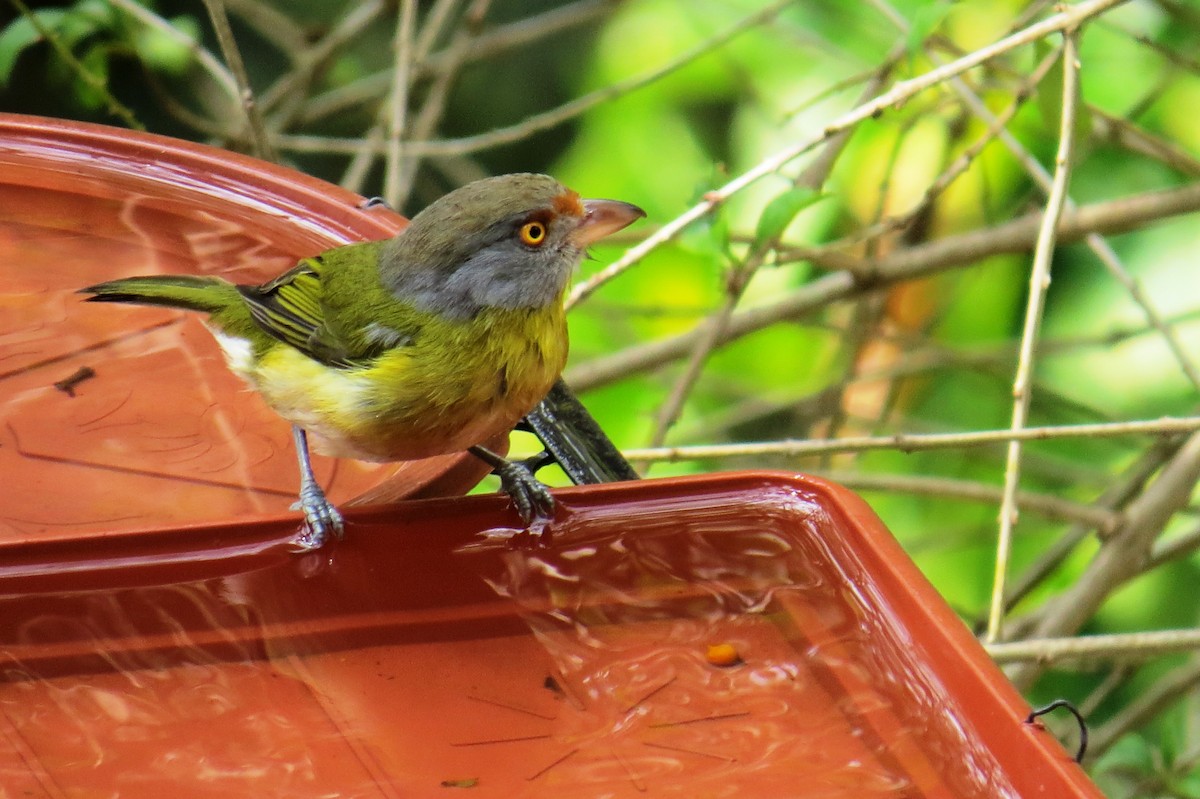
[816,470,1118,528]
[1008,431,1200,690]
[1086,659,1200,762]
[987,32,1081,643]
[566,182,1200,391]
[384,0,418,207]
[565,0,1130,310]
[260,0,387,121]
[620,416,1200,463]
[987,629,1200,665]
[201,0,276,160]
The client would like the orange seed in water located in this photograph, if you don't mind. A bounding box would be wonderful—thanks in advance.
[705,643,742,667]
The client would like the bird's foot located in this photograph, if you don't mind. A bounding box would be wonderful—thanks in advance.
[290,482,345,550]
[494,460,555,525]
[469,445,556,526]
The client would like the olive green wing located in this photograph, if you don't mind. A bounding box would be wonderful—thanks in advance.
[238,250,411,369]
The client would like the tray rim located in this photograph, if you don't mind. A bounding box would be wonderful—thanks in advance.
[0,469,1101,797]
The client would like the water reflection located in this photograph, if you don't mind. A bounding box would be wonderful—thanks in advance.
[0,120,415,540]
[0,480,1025,797]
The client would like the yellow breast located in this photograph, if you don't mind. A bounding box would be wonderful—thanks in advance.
[244,304,568,462]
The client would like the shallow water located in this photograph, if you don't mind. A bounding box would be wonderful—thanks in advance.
[0,120,409,539]
[0,482,1024,798]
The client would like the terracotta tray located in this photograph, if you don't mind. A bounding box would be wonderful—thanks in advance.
[0,113,487,543]
[0,472,1102,798]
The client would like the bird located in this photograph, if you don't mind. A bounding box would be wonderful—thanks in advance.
[81,173,644,548]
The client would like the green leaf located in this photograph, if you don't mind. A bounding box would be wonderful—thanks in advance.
[74,42,110,110]
[56,2,108,50]
[709,211,734,260]
[0,11,66,87]
[133,14,199,74]
[753,186,824,249]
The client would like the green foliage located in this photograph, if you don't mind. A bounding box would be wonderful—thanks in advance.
[2,1,115,84]
[0,0,199,118]
[753,186,826,251]
[133,14,199,74]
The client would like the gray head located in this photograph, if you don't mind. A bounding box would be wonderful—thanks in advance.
[380,173,643,320]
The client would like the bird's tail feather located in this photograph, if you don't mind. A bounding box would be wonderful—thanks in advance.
[80,275,240,314]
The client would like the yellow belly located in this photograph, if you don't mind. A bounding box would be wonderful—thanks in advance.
[224,306,568,462]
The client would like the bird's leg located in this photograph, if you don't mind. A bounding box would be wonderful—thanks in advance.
[290,425,344,549]
[469,445,555,524]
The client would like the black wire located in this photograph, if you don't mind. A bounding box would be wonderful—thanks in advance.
[1026,699,1088,764]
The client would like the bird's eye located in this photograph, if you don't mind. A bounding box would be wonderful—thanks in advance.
[519,221,547,246]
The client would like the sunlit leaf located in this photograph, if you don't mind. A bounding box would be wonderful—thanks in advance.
[134,15,200,75]
[752,186,824,250]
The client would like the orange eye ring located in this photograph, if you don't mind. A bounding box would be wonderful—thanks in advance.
[519,221,547,246]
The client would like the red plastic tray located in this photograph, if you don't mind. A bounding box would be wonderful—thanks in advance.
[0,472,1102,798]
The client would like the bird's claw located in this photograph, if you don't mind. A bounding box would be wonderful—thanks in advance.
[291,482,344,550]
[492,459,555,524]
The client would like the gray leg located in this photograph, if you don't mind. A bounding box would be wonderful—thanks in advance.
[290,425,344,549]
[469,445,555,523]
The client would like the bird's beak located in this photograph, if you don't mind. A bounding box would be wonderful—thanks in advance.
[569,199,646,247]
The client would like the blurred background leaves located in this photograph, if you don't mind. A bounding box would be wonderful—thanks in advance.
[3,0,1200,792]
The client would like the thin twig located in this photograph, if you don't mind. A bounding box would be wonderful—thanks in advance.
[565,0,1130,311]
[384,0,418,207]
[341,123,385,194]
[1086,659,1200,762]
[565,182,1200,391]
[619,416,1200,462]
[260,0,387,122]
[1080,665,1133,718]
[642,57,896,457]
[986,32,1080,644]
[278,0,793,160]
[413,0,464,63]
[394,0,494,206]
[1008,431,1200,690]
[986,629,1200,664]
[201,0,276,160]
[1146,517,1200,570]
[998,437,1184,620]
[1092,107,1200,177]
[222,0,307,60]
[297,0,612,126]
[430,0,610,72]
[816,470,1118,528]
